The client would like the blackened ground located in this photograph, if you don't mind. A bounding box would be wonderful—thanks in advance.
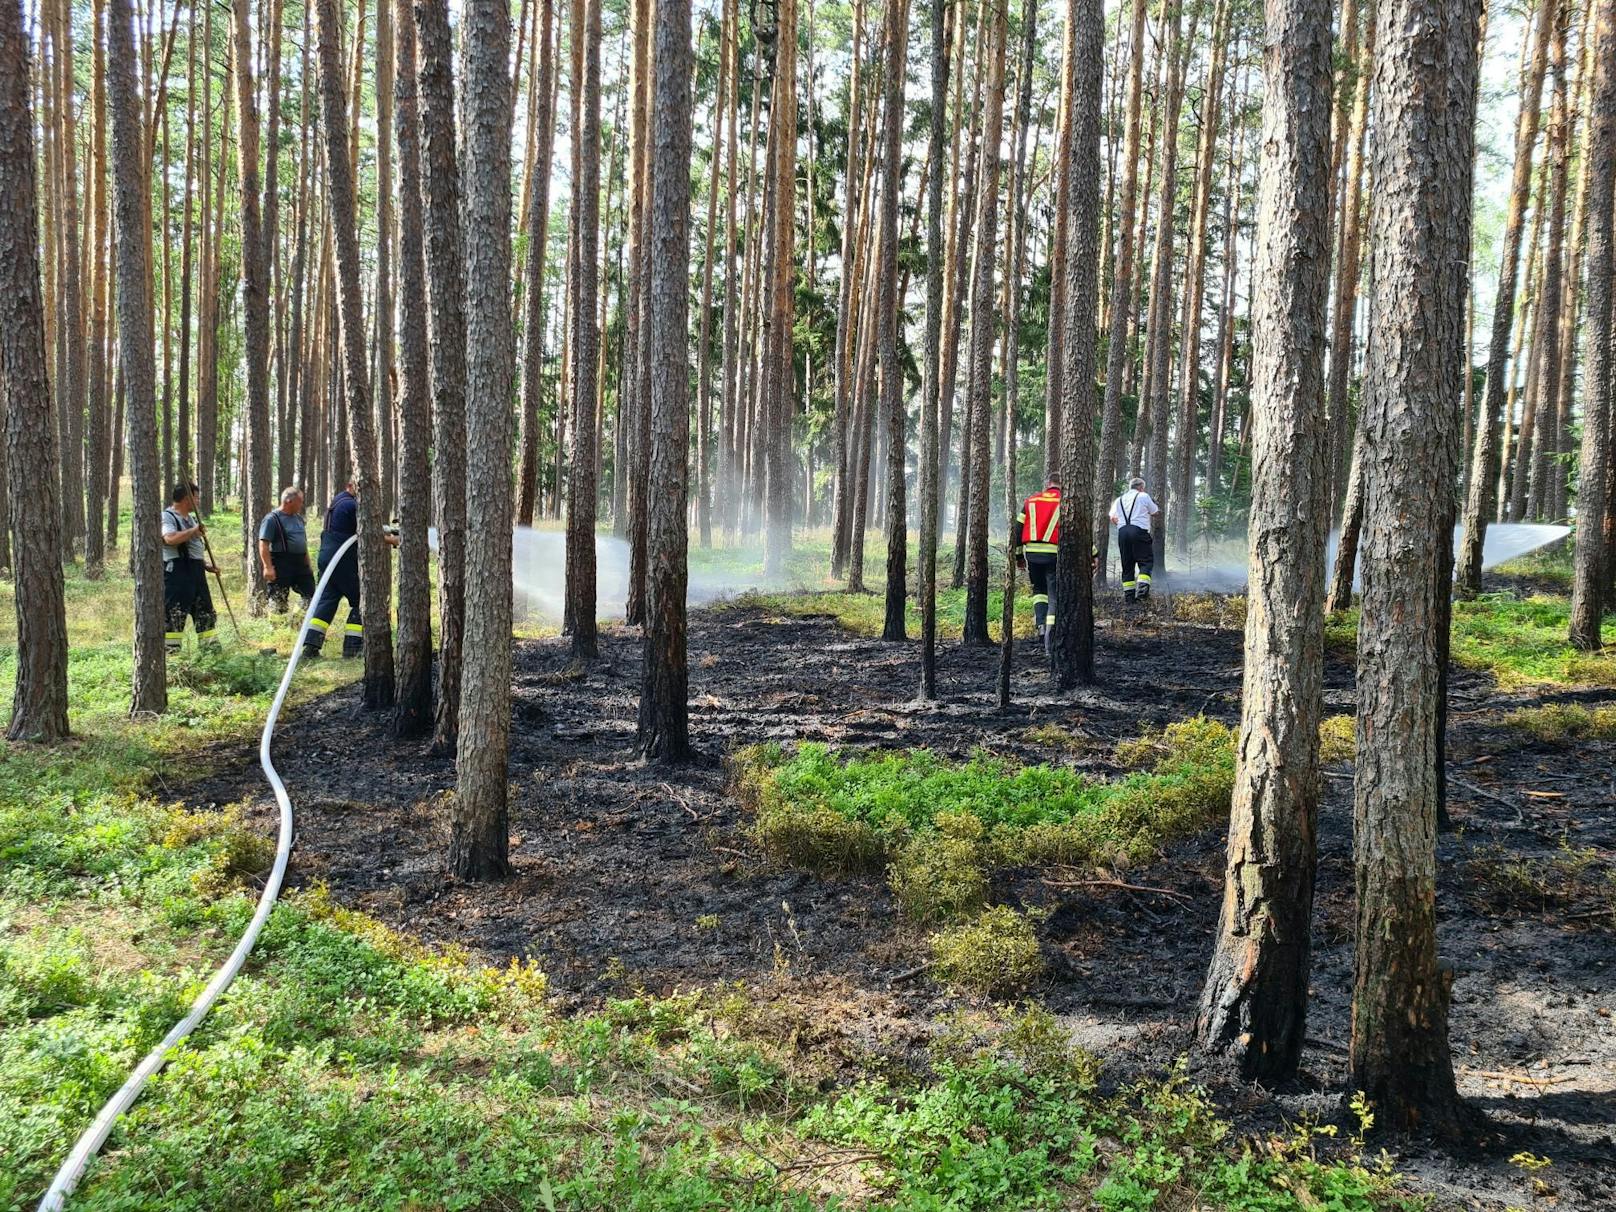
[184,595,1616,1211]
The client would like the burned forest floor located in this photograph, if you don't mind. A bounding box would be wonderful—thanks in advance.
[168,585,1616,1212]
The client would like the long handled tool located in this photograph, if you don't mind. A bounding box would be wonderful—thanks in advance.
[198,525,250,647]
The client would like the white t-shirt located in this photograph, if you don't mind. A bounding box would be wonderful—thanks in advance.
[1109,491,1159,529]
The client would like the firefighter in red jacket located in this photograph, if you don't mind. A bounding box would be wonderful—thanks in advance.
[1015,477,1063,640]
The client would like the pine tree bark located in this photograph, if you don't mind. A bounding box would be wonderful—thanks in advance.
[315,0,396,710]
[960,0,1006,646]
[1349,0,1483,1135]
[517,0,557,527]
[417,0,469,746]
[694,13,727,551]
[1569,0,1614,649]
[638,0,693,762]
[565,0,603,660]
[829,0,868,579]
[54,0,86,563]
[1196,0,1333,1081]
[450,0,515,879]
[918,0,949,700]
[1092,0,1149,579]
[1524,2,1570,522]
[108,0,166,714]
[1049,0,1101,688]
[84,0,111,577]
[1456,0,1556,595]
[390,0,434,738]
[234,0,274,606]
[1,0,70,741]
[624,0,654,624]
[763,0,800,578]
[878,0,911,642]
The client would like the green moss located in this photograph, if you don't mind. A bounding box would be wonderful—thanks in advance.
[930,906,1048,998]
[1318,714,1357,762]
[1502,701,1616,742]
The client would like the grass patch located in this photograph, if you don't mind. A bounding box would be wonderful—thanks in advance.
[1502,701,1616,742]
[929,905,1047,998]
[1171,592,1248,629]
[1464,838,1615,926]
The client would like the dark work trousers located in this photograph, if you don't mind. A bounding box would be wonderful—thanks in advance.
[267,552,316,614]
[164,557,218,652]
[1117,524,1154,599]
[305,540,362,655]
[1025,553,1057,631]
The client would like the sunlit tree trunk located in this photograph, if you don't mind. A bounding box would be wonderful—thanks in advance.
[918,0,950,699]
[763,0,799,578]
[1197,0,1333,1080]
[1524,3,1570,522]
[1,0,70,741]
[878,0,911,640]
[517,0,557,527]
[1569,0,1614,648]
[84,0,111,578]
[53,0,86,563]
[1350,0,1483,1134]
[108,0,166,714]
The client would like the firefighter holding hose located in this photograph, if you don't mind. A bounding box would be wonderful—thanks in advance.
[301,479,398,660]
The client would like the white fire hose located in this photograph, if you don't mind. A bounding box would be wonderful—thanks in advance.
[38,535,359,1212]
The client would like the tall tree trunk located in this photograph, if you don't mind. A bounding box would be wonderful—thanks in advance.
[1207,65,1249,504]
[565,0,603,660]
[1350,0,1483,1135]
[763,0,799,578]
[54,0,86,563]
[1569,0,1614,649]
[390,0,434,738]
[1524,1,1570,522]
[315,0,396,709]
[451,0,515,879]
[693,17,726,552]
[829,0,868,579]
[84,0,111,578]
[417,0,469,746]
[1169,0,1232,554]
[176,0,197,487]
[918,0,949,700]
[960,0,1006,645]
[1041,0,1074,479]
[1456,0,1556,595]
[517,0,557,527]
[108,0,166,714]
[1049,0,1100,687]
[624,0,653,623]
[1,0,70,741]
[234,0,274,607]
[1197,0,1333,1080]
[1325,7,1376,521]
[878,0,911,641]
[1092,0,1148,580]
[638,0,693,761]
[718,0,742,538]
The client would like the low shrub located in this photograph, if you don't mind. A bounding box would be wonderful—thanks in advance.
[889,812,990,924]
[930,906,1047,998]
[1318,714,1356,762]
[1505,701,1616,742]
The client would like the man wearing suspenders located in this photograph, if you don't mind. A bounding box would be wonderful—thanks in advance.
[160,482,219,653]
[1108,477,1160,603]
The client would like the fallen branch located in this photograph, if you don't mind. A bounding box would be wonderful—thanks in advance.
[1462,1067,1573,1088]
[1448,775,1521,817]
[1042,876,1192,904]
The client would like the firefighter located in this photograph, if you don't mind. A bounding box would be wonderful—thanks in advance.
[302,479,398,659]
[257,487,316,614]
[1015,476,1063,639]
[1108,477,1160,602]
[161,482,219,654]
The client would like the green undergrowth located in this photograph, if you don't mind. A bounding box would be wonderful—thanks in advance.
[1502,701,1616,742]
[736,720,1236,997]
[1,792,1419,1211]
[723,584,1038,643]
[1327,595,1616,688]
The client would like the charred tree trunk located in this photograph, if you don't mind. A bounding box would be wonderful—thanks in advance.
[451,0,516,879]
[1349,0,1483,1135]
[390,0,434,739]
[637,0,693,762]
[315,0,396,709]
[417,0,469,746]
[1197,0,1333,1081]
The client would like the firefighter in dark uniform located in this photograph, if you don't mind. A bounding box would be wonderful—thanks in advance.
[302,479,398,659]
[161,482,219,654]
[1015,477,1063,640]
